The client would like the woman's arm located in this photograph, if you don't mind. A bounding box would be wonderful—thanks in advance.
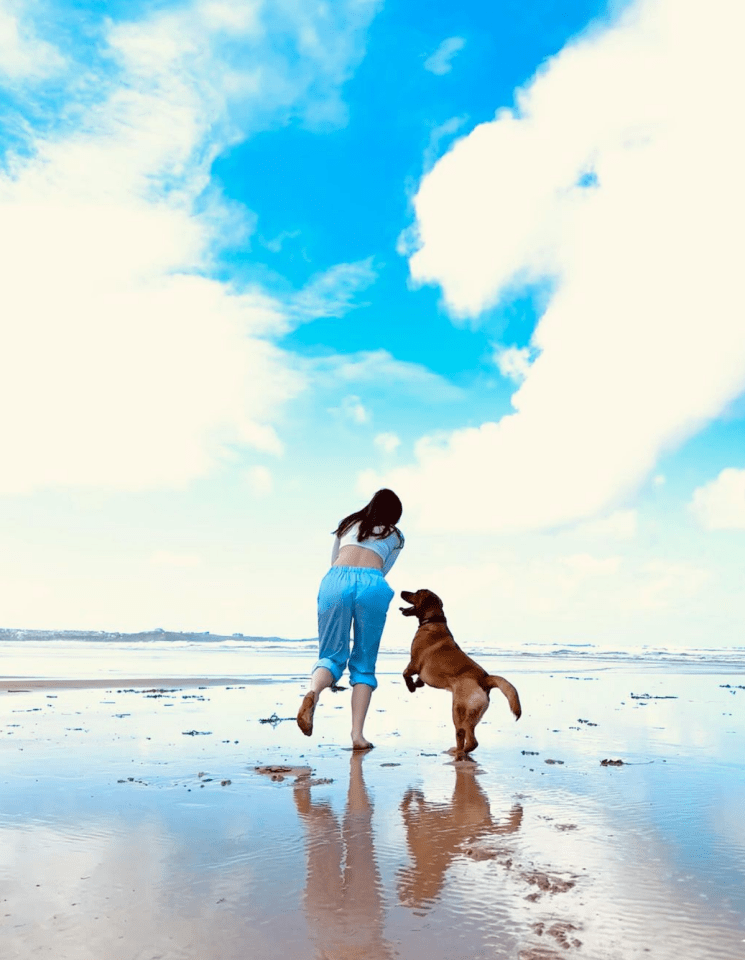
[381,531,404,576]
[330,535,341,566]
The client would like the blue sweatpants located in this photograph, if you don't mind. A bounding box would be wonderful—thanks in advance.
[314,566,395,690]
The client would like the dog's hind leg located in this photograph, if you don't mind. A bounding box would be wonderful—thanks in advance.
[462,690,489,754]
[451,698,468,755]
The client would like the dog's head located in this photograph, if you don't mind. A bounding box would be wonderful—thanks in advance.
[400,589,445,621]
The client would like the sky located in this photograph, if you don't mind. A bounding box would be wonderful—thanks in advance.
[1,0,744,650]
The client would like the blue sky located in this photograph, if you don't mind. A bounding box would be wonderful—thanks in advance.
[1,0,744,648]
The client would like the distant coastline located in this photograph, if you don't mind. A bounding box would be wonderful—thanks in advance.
[0,628,316,644]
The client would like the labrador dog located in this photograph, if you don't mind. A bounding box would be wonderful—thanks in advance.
[400,589,521,757]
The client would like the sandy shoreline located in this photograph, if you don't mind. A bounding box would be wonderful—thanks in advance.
[2,653,744,959]
[1,676,261,694]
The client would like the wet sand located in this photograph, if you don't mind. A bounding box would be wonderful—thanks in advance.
[2,651,744,959]
[1,677,266,693]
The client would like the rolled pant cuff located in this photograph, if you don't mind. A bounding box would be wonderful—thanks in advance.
[313,659,343,684]
[349,674,377,690]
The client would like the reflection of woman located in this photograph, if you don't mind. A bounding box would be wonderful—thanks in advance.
[293,753,394,960]
[297,489,404,750]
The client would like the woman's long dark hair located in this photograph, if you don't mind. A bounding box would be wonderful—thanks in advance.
[334,488,403,543]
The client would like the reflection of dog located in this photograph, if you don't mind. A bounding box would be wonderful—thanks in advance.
[398,764,523,908]
[400,589,521,756]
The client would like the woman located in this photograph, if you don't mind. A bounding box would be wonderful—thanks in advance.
[297,488,404,750]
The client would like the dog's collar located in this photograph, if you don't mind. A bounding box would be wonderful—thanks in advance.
[418,615,447,625]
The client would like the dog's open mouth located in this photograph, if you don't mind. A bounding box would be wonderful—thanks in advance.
[399,590,416,616]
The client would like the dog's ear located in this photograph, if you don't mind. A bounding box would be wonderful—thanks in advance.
[417,590,444,618]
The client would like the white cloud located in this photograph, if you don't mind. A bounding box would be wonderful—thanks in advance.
[423,36,466,76]
[0,0,380,495]
[637,560,711,610]
[560,552,620,577]
[307,349,463,403]
[494,344,533,383]
[690,468,745,530]
[422,116,467,173]
[383,0,745,533]
[385,549,623,642]
[332,394,369,424]
[374,431,401,453]
[246,464,273,496]
[0,1,64,78]
[149,550,202,567]
[263,229,301,253]
[381,540,717,649]
[290,257,377,320]
[574,509,638,539]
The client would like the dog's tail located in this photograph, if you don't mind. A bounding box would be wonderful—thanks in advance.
[485,675,522,720]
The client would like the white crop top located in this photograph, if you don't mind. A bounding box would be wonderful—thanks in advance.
[331,522,405,576]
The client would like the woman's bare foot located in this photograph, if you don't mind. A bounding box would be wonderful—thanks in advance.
[351,736,374,750]
[297,692,317,736]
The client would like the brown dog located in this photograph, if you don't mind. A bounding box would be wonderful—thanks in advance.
[400,588,521,756]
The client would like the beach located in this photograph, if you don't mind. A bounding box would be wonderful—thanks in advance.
[2,642,744,960]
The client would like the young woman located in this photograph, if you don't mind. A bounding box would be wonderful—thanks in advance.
[297,488,404,750]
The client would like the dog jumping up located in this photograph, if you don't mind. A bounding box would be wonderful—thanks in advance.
[400,588,521,757]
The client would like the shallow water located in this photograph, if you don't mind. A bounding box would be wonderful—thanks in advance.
[1,651,744,959]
